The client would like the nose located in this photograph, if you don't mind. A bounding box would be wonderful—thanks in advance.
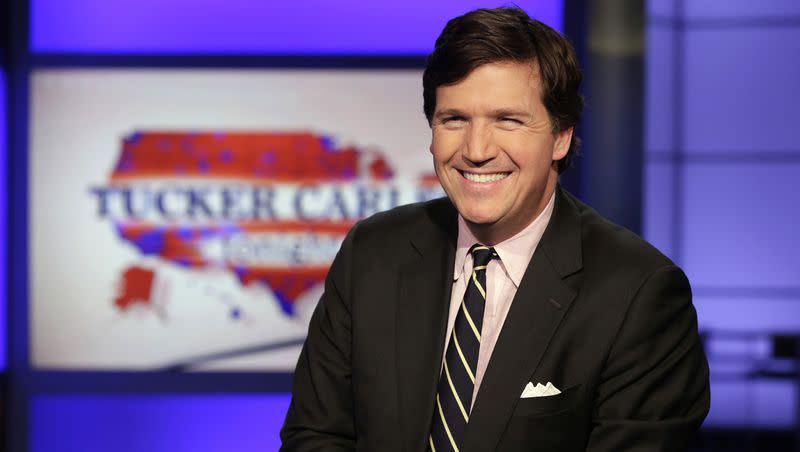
[462,122,497,165]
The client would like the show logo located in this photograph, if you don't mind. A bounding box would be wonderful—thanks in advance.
[91,131,443,318]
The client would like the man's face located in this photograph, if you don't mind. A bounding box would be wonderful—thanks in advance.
[430,60,573,244]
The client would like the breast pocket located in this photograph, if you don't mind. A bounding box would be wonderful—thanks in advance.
[512,384,581,418]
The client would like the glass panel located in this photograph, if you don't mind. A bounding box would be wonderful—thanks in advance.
[645,27,676,154]
[705,380,795,428]
[647,0,677,19]
[683,162,800,287]
[685,28,800,153]
[686,0,800,19]
[696,296,800,333]
[643,160,676,261]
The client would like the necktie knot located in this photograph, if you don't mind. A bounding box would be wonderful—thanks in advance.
[469,244,498,268]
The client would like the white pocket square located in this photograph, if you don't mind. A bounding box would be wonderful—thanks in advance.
[520,381,562,398]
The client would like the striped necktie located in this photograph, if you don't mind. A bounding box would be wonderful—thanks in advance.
[429,244,498,452]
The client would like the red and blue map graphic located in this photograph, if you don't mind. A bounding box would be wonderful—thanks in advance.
[93,131,441,318]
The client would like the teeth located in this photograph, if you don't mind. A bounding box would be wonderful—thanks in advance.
[462,172,509,183]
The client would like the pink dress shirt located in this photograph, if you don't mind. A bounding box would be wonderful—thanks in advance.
[443,191,556,410]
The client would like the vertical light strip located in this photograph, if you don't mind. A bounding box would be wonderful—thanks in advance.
[0,68,7,370]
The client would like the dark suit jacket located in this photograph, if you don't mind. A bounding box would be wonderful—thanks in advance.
[281,188,710,451]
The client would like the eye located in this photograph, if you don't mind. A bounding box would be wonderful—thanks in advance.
[441,116,467,127]
[500,117,523,125]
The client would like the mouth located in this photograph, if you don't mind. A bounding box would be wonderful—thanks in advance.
[459,171,511,183]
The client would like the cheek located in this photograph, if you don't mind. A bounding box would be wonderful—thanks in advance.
[431,144,454,166]
[504,137,555,168]
[430,148,447,167]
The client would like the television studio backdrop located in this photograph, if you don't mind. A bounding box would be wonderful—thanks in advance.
[2,0,799,450]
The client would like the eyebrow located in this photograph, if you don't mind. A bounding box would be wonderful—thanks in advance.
[433,108,465,120]
[489,108,532,119]
[433,108,532,120]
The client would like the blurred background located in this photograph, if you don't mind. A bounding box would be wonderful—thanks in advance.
[2,0,799,450]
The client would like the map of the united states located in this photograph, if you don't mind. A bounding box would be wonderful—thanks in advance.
[97,131,441,318]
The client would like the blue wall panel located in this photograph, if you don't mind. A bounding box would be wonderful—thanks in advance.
[31,1,563,54]
[647,0,676,19]
[31,394,292,452]
[645,26,675,153]
[705,380,796,428]
[643,161,675,260]
[682,163,800,288]
[696,296,800,332]
[646,0,800,431]
[685,0,800,19]
[685,28,800,153]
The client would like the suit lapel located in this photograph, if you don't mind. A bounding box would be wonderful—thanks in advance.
[396,200,457,452]
[463,188,583,452]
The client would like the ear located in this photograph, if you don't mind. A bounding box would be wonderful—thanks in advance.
[552,127,573,161]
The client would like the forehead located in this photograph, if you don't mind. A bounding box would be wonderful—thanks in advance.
[435,60,544,109]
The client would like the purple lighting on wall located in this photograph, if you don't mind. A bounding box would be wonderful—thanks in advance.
[31,394,293,452]
[646,0,800,429]
[0,68,6,371]
[31,1,563,54]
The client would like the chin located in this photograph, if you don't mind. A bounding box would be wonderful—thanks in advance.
[460,209,501,227]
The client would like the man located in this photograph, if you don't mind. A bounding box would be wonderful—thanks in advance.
[281,7,709,452]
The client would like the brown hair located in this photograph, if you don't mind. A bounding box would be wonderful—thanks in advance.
[423,7,583,173]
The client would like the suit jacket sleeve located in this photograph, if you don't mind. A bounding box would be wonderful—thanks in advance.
[586,265,710,451]
[280,225,358,451]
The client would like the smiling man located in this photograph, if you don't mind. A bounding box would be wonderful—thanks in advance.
[430,60,571,246]
[281,7,710,452]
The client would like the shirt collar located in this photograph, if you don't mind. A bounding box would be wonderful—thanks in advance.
[453,191,556,287]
